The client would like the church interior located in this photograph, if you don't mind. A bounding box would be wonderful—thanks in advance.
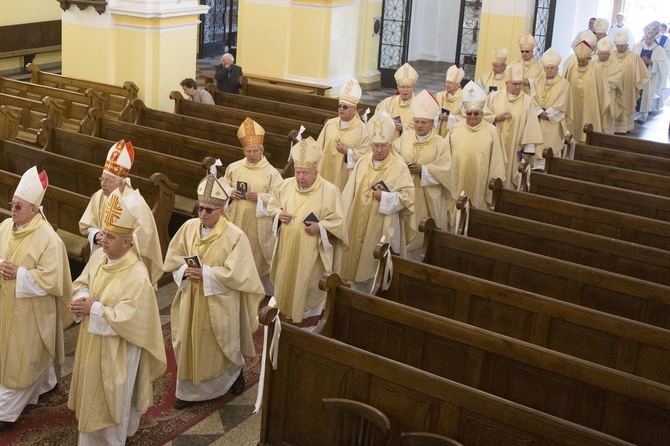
[1,0,670,445]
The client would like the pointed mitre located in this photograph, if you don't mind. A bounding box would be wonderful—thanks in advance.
[237,117,265,147]
[366,112,396,144]
[339,79,362,107]
[291,137,321,168]
[461,81,488,110]
[505,62,524,82]
[104,139,134,179]
[410,89,440,120]
[15,166,48,207]
[644,22,660,39]
[597,38,615,53]
[492,48,509,64]
[613,30,628,45]
[103,188,138,234]
[197,174,229,208]
[540,48,562,67]
[593,18,609,34]
[518,33,537,50]
[394,63,419,86]
[445,65,465,84]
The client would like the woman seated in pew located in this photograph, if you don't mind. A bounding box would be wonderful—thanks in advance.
[180,78,215,105]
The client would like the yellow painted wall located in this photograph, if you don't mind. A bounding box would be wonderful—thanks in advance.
[0,0,61,26]
[358,1,383,87]
[237,3,291,78]
[287,7,331,80]
[62,23,115,83]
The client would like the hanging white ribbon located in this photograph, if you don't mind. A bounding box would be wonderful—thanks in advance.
[253,307,282,414]
[362,108,371,123]
[454,193,470,236]
[289,125,306,161]
[370,237,394,293]
[209,158,222,176]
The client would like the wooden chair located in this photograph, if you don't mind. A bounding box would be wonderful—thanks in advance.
[322,398,391,446]
[400,432,464,446]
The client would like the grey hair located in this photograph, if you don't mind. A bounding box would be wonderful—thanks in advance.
[222,53,234,63]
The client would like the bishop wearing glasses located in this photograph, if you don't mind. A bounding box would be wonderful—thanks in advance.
[516,33,543,95]
[163,172,265,410]
[315,79,370,190]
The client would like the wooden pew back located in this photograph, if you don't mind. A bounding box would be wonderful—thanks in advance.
[574,142,670,176]
[372,245,670,386]
[321,281,670,445]
[584,123,670,158]
[0,93,64,142]
[420,220,670,330]
[529,172,670,221]
[544,148,670,197]
[259,311,635,446]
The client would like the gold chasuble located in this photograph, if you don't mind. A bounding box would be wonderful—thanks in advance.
[79,186,164,286]
[164,218,264,385]
[484,90,543,189]
[0,215,72,389]
[223,156,282,277]
[613,49,651,132]
[392,129,451,248]
[478,71,507,94]
[316,115,370,190]
[68,249,166,432]
[268,175,347,322]
[532,74,573,159]
[519,58,543,95]
[598,57,624,125]
[435,88,463,137]
[445,120,507,212]
[375,94,415,141]
[340,152,416,282]
[563,61,612,142]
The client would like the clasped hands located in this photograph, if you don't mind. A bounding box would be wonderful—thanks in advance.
[0,261,17,280]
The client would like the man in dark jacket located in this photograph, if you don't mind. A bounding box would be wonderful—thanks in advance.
[214,53,244,94]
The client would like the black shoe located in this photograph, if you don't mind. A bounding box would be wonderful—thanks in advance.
[0,421,15,433]
[173,398,197,410]
[231,370,245,396]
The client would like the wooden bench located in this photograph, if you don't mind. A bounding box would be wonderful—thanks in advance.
[0,139,175,256]
[170,91,323,139]
[205,84,335,125]
[0,169,90,265]
[419,219,670,330]
[0,21,61,66]
[26,63,138,121]
[202,72,332,96]
[584,123,670,158]
[573,142,670,177]
[241,81,376,116]
[320,277,670,445]
[490,178,670,251]
[0,77,103,131]
[0,93,64,143]
[258,309,634,446]
[125,98,293,173]
[38,120,208,219]
[458,204,670,287]
[530,172,670,221]
[372,244,670,386]
[543,148,670,197]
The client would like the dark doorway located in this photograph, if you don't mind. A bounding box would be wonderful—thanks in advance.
[378,0,413,88]
[199,0,238,59]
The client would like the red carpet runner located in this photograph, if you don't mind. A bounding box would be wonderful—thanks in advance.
[0,324,263,445]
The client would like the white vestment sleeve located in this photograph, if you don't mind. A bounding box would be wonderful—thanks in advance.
[88,301,118,336]
[72,288,90,323]
[87,228,101,252]
[545,107,565,125]
[256,196,269,217]
[202,264,230,296]
[173,264,188,291]
[317,223,333,251]
[346,149,356,169]
[378,191,405,215]
[523,143,536,155]
[16,267,48,298]
[420,165,440,186]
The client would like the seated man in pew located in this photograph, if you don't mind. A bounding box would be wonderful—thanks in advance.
[214,53,244,94]
[0,167,72,433]
[268,137,347,330]
[79,139,164,287]
[222,117,283,296]
[444,82,506,223]
[316,79,370,190]
[180,78,215,105]
[339,111,415,292]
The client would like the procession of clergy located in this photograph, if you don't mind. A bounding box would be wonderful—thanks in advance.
[1,16,668,445]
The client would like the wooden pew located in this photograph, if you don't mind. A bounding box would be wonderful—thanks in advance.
[319,277,670,445]
[0,169,90,265]
[489,178,670,251]
[457,204,670,287]
[420,219,670,330]
[0,93,64,143]
[584,123,670,159]
[372,244,670,386]
[204,83,335,125]
[543,148,670,197]
[0,139,175,256]
[202,71,332,96]
[530,172,670,221]
[0,106,20,141]
[25,63,138,121]
[573,142,670,176]
[170,91,323,138]
[258,309,634,446]
[124,98,292,172]
[242,81,376,116]
[0,21,61,66]
[0,76,104,131]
